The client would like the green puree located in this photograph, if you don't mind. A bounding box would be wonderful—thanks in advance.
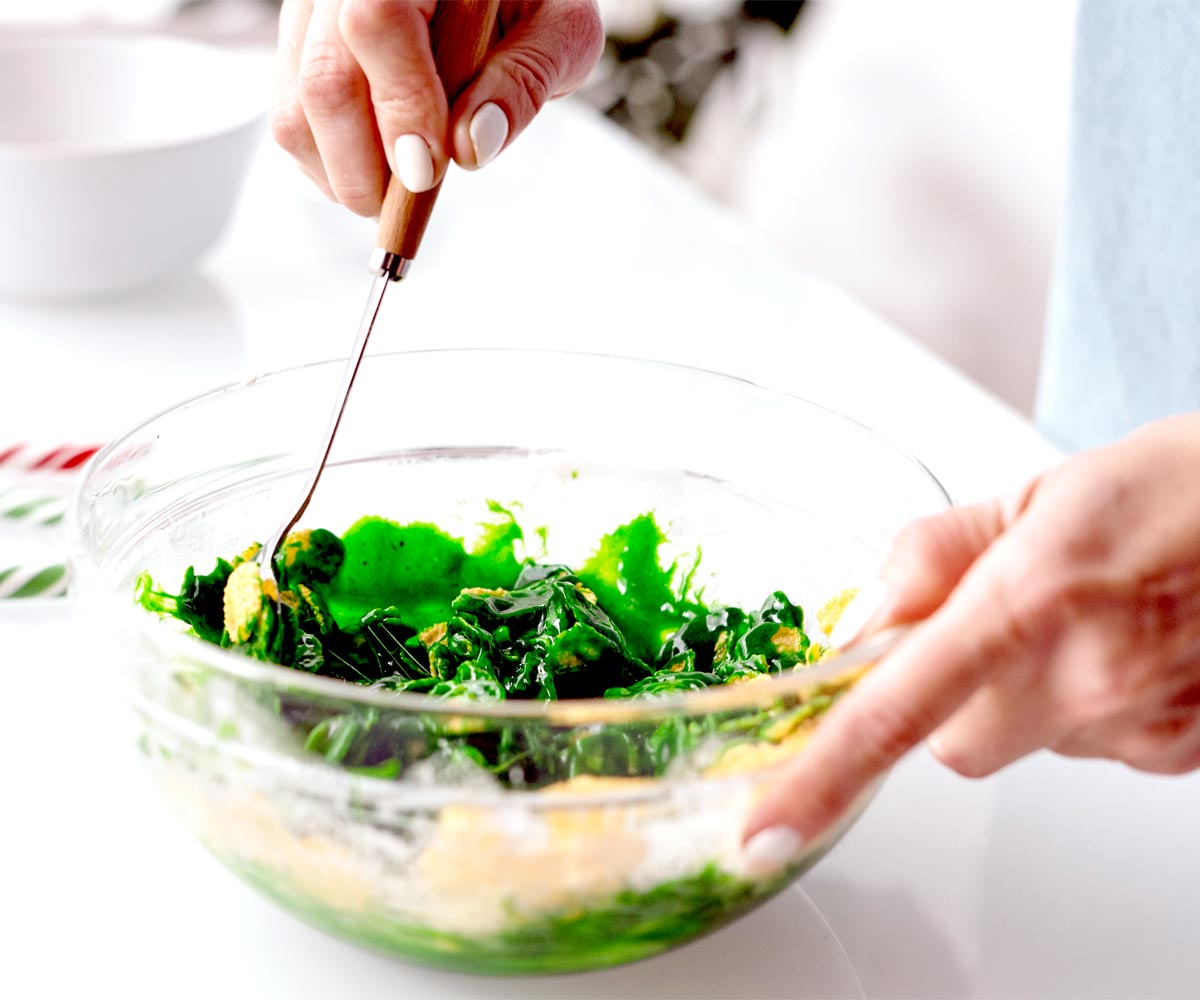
[578,512,698,662]
[325,505,522,630]
[328,507,689,653]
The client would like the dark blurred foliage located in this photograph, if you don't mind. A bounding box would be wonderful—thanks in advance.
[580,2,806,149]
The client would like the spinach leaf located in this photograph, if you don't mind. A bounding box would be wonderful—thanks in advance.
[135,559,232,645]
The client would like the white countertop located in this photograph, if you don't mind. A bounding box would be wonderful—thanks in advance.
[4,99,1197,999]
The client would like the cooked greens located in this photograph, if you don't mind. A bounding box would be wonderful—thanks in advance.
[136,508,836,785]
[226,855,783,976]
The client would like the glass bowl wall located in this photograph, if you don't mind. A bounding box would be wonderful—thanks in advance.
[69,349,950,975]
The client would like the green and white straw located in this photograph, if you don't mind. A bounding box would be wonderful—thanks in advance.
[0,443,101,600]
[0,562,67,598]
[0,485,69,598]
[0,485,67,527]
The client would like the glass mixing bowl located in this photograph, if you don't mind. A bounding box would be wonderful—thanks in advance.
[69,349,951,975]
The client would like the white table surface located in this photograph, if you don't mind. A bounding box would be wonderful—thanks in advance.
[4,98,1198,1000]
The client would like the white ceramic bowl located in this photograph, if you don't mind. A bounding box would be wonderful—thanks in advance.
[0,32,268,300]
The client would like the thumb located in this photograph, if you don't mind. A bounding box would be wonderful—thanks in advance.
[839,498,1012,644]
[447,0,604,169]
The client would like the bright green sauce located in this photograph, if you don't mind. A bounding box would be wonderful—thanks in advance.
[325,509,522,630]
[576,513,703,662]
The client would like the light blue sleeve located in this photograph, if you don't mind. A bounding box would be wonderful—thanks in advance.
[1036,0,1200,452]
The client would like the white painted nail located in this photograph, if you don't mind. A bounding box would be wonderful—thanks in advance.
[469,101,509,167]
[829,577,890,647]
[742,826,805,878]
[394,134,435,193]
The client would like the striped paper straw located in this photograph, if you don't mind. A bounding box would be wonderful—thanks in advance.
[0,442,100,600]
[0,442,100,473]
[0,486,67,527]
[0,563,67,598]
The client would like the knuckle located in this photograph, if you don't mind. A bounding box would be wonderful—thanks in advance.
[1167,678,1200,710]
[269,101,308,153]
[297,48,358,111]
[372,87,433,127]
[1129,571,1200,655]
[332,183,381,217]
[890,515,952,571]
[1144,712,1196,744]
[1012,576,1159,725]
[1081,712,1200,774]
[338,0,375,37]
[928,735,990,779]
[339,0,412,40]
[557,1,606,82]
[853,698,927,773]
[507,46,559,114]
[992,551,1085,656]
[997,576,1061,650]
[1128,714,1199,769]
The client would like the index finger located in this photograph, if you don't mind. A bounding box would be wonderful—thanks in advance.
[744,558,1021,847]
[339,0,445,192]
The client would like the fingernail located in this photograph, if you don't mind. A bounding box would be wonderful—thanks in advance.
[394,134,435,193]
[742,826,805,878]
[469,101,508,167]
[829,578,890,647]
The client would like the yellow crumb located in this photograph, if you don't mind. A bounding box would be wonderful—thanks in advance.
[771,625,805,655]
[280,529,313,567]
[223,561,266,642]
[816,587,859,636]
[237,542,262,564]
[574,583,599,604]
[705,729,815,777]
[419,621,448,647]
[417,775,654,926]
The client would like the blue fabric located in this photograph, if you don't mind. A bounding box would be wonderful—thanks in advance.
[1036,0,1200,451]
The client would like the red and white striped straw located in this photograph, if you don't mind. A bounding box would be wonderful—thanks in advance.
[0,443,102,474]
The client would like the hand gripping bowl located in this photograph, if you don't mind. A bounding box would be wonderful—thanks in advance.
[69,350,950,976]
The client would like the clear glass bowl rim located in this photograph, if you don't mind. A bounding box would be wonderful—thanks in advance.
[69,346,952,726]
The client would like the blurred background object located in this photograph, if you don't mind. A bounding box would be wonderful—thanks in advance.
[580,0,1077,415]
[580,1,805,154]
[0,0,1077,411]
[0,0,278,42]
[0,31,268,299]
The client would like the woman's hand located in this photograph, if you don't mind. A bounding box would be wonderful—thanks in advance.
[747,413,1200,851]
[271,0,604,215]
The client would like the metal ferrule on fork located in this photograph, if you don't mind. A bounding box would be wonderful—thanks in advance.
[368,248,412,281]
